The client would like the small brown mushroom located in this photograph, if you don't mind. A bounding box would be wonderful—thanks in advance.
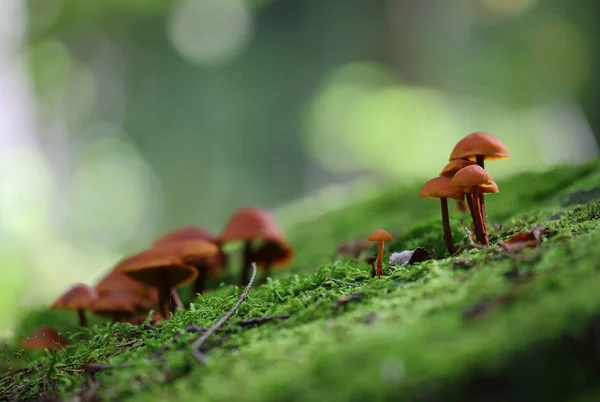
[219,207,290,285]
[91,292,139,322]
[51,284,97,327]
[420,177,464,255]
[20,327,69,350]
[449,132,510,169]
[117,248,197,319]
[367,229,392,278]
[451,165,494,245]
[95,270,158,311]
[253,240,294,282]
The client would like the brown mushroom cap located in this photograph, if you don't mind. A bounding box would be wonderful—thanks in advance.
[449,132,510,161]
[95,269,154,297]
[450,165,493,189]
[20,327,69,350]
[420,177,464,201]
[368,229,392,242]
[158,239,220,269]
[51,284,98,311]
[118,248,198,289]
[152,225,217,247]
[91,292,140,316]
[439,159,476,177]
[219,207,285,243]
[253,240,294,269]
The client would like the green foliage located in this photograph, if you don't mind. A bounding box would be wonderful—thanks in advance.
[3,160,600,401]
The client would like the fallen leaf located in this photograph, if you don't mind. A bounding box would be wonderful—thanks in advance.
[497,225,547,253]
[389,247,432,266]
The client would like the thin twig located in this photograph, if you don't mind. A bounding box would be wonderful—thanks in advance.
[192,262,257,363]
[460,220,486,249]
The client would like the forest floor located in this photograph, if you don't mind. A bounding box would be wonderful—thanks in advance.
[2,160,600,402]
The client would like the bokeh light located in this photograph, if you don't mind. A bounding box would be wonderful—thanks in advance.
[167,0,253,65]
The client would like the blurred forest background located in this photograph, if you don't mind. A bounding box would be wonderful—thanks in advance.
[0,0,598,335]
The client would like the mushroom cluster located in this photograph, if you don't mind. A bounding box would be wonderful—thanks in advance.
[36,206,293,344]
[420,132,509,252]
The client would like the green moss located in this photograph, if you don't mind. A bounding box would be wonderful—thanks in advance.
[3,160,600,401]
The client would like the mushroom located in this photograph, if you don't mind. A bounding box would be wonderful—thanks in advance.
[440,159,478,224]
[117,248,197,319]
[51,284,97,327]
[419,177,465,255]
[95,270,158,311]
[153,238,222,296]
[20,327,69,350]
[367,229,392,278]
[367,256,377,278]
[449,132,510,169]
[91,292,139,322]
[451,165,494,245]
[253,240,294,282]
[219,207,289,285]
[449,132,509,224]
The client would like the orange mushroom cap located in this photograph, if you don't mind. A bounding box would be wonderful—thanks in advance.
[51,284,97,311]
[20,327,69,350]
[219,207,285,243]
[368,229,392,242]
[450,165,493,190]
[118,248,198,289]
[439,159,476,178]
[420,177,464,201]
[481,180,499,194]
[152,225,217,247]
[253,240,294,269]
[449,132,509,162]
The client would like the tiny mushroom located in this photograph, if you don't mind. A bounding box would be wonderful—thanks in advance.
[117,248,197,319]
[449,132,510,169]
[219,207,290,285]
[367,256,377,278]
[95,270,158,311]
[367,229,392,278]
[451,165,494,245]
[91,292,140,322]
[253,240,294,281]
[20,327,69,350]
[419,176,464,255]
[51,284,98,327]
[154,239,221,296]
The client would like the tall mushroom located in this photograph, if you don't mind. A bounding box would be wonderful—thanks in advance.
[439,159,478,229]
[20,327,69,351]
[253,240,294,282]
[451,165,494,245]
[51,284,97,327]
[367,229,392,278]
[219,207,288,285]
[117,248,197,319]
[419,177,465,255]
[449,132,510,170]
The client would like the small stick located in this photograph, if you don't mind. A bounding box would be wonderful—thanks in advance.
[461,220,486,249]
[192,262,257,363]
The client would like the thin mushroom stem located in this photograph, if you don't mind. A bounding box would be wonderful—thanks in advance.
[240,241,253,286]
[77,309,87,327]
[465,193,478,232]
[158,286,170,320]
[479,191,488,243]
[476,155,485,169]
[475,154,488,234]
[440,198,456,255]
[376,241,384,278]
[170,289,183,311]
[471,187,487,245]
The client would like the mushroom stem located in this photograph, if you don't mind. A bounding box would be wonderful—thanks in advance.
[77,309,87,327]
[376,241,384,278]
[192,267,208,297]
[440,198,456,255]
[476,155,485,169]
[240,241,253,286]
[170,289,183,311]
[465,193,478,232]
[158,286,170,319]
[369,259,376,278]
[471,187,488,245]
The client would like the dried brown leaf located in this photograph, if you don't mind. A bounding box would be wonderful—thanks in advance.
[497,225,547,253]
